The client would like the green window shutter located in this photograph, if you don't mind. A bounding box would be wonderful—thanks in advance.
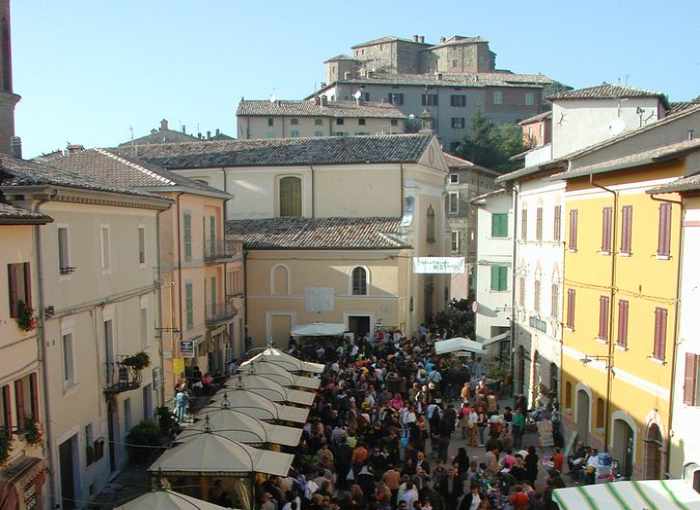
[499,266,508,291]
[492,214,507,237]
[280,177,302,217]
[490,265,498,290]
[185,283,193,329]
[183,214,192,260]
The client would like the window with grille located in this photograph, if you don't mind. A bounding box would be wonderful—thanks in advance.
[352,267,368,295]
[451,231,460,252]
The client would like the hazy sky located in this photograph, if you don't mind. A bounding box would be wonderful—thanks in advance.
[13,0,700,157]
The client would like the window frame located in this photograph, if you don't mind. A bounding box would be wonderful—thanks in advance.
[7,262,31,319]
[138,225,146,267]
[491,213,508,238]
[553,205,561,242]
[598,295,610,341]
[620,205,633,255]
[601,207,612,253]
[449,174,459,184]
[569,209,578,251]
[657,203,672,258]
[183,212,192,262]
[617,299,629,348]
[62,330,76,389]
[99,225,111,272]
[450,94,466,107]
[450,231,460,252]
[493,90,503,105]
[351,266,368,296]
[566,288,576,330]
[185,281,194,331]
[536,207,543,241]
[448,192,459,215]
[525,92,535,106]
[279,175,303,218]
[451,117,466,129]
[57,224,73,276]
[653,307,668,361]
[490,265,508,292]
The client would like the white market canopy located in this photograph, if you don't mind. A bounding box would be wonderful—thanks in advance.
[225,374,315,406]
[434,337,484,355]
[553,479,700,510]
[183,409,302,447]
[291,322,346,337]
[237,361,320,390]
[148,432,294,477]
[242,347,325,374]
[209,390,310,424]
[115,490,238,510]
[482,330,511,347]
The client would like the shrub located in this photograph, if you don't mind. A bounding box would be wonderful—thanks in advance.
[126,420,161,463]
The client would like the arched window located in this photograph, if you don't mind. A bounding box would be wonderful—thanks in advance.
[351,267,367,296]
[426,205,435,243]
[271,265,289,295]
[279,177,302,217]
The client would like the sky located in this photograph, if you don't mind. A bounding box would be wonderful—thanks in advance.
[12,0,700,158]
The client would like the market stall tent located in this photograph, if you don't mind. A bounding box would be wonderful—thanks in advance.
[434,337,484,355]
[115,490,237,510]
[290,322,346,337]
[208,390,310,424]
[242,347,325,374]
[237,360,320,390]
[225,374,315,406]
[553,479,700,509]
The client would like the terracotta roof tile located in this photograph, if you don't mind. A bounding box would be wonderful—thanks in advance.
[0,202,52,224]
[548,83,663,101]
[237,99,406,119]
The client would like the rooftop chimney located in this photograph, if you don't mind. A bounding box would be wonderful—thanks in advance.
[440,36,446,43]
[66,144,85,154]
[413,35,419,42]
[182,125,186,134]
[216,128,220,136]
[10,136,21,159]
[160,119,168,131]
[314,96,321,106]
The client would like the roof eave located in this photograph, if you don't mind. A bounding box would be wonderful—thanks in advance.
[0,216,53,225]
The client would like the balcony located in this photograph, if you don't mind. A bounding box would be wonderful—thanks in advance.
[206,302,237,327]
[104,359,143,395]
[204,240,241,264]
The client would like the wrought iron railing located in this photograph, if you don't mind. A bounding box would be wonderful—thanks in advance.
[204,240,240,262]
[206,302,237,325]
[104,359,143,394]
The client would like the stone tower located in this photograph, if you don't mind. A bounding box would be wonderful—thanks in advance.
[0,0,19,156]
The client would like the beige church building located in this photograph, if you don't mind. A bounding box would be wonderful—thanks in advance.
[116,134,451,347]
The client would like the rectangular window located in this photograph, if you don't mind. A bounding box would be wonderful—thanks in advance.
[58,226,71,274]
[62,332,75,386]
[140,306,148,349]
[290,118,299,125]
[491,213,508,238]
[0,386,9,432]
[267,118,274,127]
[209,216,216,256]
[490,265,508,292]
[100,226,111,271]
[566,288,576,329]
[448,192,459,214]
[14,374,38,430]
[551,284,559,319]
[85,423,94,465]
[290,129,300,138]
[449,174,459,184]
[390,119,398,127]
[534,280,541,312]
[358,118,366,126]
[657,203,672,257]
[553,205,561,242]
[536,207,543,241]
[138,227,145,265]
[653,307,668,360]
[521,209,528,240]
[335,131,345,137]
[421,94,438,106]
[683,353,700,406]
[451,117,465,129]
[7,262,31,318]
[450,95,466,107]
[493,90,503,105]
[451,231,460,252]
[598,296,610,341]
[601,207,612,252]
[124,398,131,432]
[183,213,192,261]
[525,92,535,106]
[388,93,404,105]
[210,276,216,308]
[185,282,194,330]
[314,118,323,126]
[621,205,633,254]
[617,300,629,348]
[569,209,578,250]
[519,277,525,306]
[336,118,344,125]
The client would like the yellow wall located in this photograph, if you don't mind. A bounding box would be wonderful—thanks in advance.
[561,160,683,479]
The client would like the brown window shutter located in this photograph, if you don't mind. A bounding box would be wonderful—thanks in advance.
[2,386,10,431]
[617,300,628,347]
[29,373,38,421]
[598,296,609,340]
[684,353,698,405]
[567,289,575,328]
[569,210,578,250]
[621,206,633,253]
[521,210,527,240]
[658,204,672,256]
[534,281,540,312]
[7,264,18,318]
[554,205,561,241]
[659,308,667,359]
[536,208,543,241]
[14,380,24,430]
[23,263,32,310]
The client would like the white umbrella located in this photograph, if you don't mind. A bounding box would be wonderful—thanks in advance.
[225,374,315,406]
[208,389,310,424]
[183,410,302,447]
[115,490,236,510]
[290,322,346,337]
[242,347,325,374]
[237,361,320,390]
[553,479,700,509]
[434,337,484,355]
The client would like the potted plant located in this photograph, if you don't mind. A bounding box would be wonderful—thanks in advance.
[122,352,150,370]
[15,301,36,332]
[23,418,42,446]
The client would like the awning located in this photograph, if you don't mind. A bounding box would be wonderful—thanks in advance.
[209,390,310,424]
[291,323,346,337]
[237,361,320,390]
[225,375,315,406]
[148,432,294,477]
[183,409,302,447]
[115,489,236,510]
[482,330,511,347]
[434,337,484,355]
[242,348,325,374]
[553,480,700,509]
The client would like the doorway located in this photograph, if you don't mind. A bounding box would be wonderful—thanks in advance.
[104,319,114,386]
[645,423,663,480]
[59,435,78,510]
[576,390,590,445]
[613,419,634,478]
[348,316,370,339]
[107,400,119,473]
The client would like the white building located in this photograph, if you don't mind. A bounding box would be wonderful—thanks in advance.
[472,189,513,359]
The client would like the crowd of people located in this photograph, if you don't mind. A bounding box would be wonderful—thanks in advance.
[253,328,566,510]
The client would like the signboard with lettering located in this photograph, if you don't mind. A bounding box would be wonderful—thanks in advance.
[413,257,465,274]
[180,337,200,358]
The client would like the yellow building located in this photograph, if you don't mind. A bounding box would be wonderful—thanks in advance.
[558,139,700,480]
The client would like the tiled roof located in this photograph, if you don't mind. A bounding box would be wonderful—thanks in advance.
[351,36,430,49]
[427,35,488,50]
[496,158,566,183]
[0,153,160,198]
[111,134,434,170]
[471,188,508,204]
[40,148,231,198]
[120,128,200,147]
[324,54,356,63]
[443,152,499,176]
[237,99,406,119]
[519,111,551,125]
[554,138,700,180]
[226,217,410,250]
[548,83,664,101]
[0,202,52,224]
[647,170,700,194]
[669,99,700,115]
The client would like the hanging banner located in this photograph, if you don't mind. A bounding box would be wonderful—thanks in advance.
[413,257,465,274]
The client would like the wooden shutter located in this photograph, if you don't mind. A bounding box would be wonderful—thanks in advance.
[657,203,672,256]
[22,263,31,310]
[14,380,24,430]
[490,266,498,290]
[617,300,629,347]
[654,308,668,360]
[536,208,543,241]
[602,207,612,252]
[598,296,609,340]
[498,267,507,291]
[551,284,559,318]
[519,277,525,305]
[569,210,578,250]
[521,210,527,240]
[7,263,17,318]
[554,205,561,241]
[684,353,698,405]
[567,289,575,329]
[534,280,541,312]
[621,206,633,253]
[2,386,10,432]
[29,373,38,421]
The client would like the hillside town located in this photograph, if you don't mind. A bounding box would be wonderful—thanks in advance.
[1,2,700,509]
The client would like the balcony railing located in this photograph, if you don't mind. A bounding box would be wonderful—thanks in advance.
[204,240,241,263]
[206,302,237,326]
[104,359,143,394]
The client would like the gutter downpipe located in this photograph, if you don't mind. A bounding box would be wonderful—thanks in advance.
[589,172,617,453]
[175,193,184,373]
[156,206,165,405]
[33,189,57,509]
[649,192,683,479]
[310,165,316,218]
[510,183,519,397]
